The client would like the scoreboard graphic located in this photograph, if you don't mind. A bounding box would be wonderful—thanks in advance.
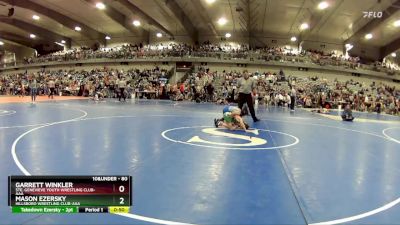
[8,176,132,214]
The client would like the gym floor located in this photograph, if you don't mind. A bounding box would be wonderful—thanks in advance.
[1,98,400,225]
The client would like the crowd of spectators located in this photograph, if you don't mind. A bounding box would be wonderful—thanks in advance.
[1,66,399,115]
[15,42,399,76]
[178,67,399,115]
[21,42,249,64]
[288,75,400,115]
[0,66,170,100]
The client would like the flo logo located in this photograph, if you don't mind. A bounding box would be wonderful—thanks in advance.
[363,11,383,18]
[161,126,299,150]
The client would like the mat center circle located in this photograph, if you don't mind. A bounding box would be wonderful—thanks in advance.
[161,126,299,150]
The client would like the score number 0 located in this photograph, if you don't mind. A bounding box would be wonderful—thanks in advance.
[119,185,125,205]
[117,177,129,205]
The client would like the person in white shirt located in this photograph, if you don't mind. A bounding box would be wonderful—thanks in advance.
[364,95,369,104]
[278,92,284,106]
[48,78,56,99]
[285,93,291,108]
[29,76,38,103]
[290,86,296,111]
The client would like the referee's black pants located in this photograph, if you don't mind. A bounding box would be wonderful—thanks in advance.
[238,92,257,121]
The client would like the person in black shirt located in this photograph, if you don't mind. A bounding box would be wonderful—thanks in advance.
[341,104,354,121]
[206,81,214,102]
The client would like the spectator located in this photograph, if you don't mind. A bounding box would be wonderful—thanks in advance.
[341,104,354,121]
[48,78,56,99]
[117,76,127,102]
[29,75,38,103]
[290,85,296,111]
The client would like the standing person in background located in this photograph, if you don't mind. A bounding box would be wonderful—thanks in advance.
[19,80,25,98]
[285,92,291,108]
[9,82,15,96]
[290,85,296,111]
[118,76,127,102]
[206,81,214,102]
[237,70,260,122]
[230,85,236,103]
[179,83,185,95]
[29,75,38,103]
[48,78,56,99]
[341,104,354,121]
[279,68,285,81]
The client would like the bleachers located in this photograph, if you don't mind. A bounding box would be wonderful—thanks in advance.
[1,43,399,82]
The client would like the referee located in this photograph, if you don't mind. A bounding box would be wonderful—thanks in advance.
[237,70,260,122]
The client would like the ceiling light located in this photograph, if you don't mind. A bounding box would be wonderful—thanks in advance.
[133,20,141,26]
[61,40,66,44]
[95,2,106,10]
[105,36,111,40]
[225,33,231,38]
[365,33,373,39]
[300,23,309,30]
[30,34,36,39]
[0,41,4,45]
[75,26,81,31]
[318,1,329,10]
[156,33,162,38]
[290,36,297,42]
[392,53,397,57]
[394,20,400,27]
[218,17,227,25]
[206,0,216,4]
[54,42,64,46]
[32,15,40,20]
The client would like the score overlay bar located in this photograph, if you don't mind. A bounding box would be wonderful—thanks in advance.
[11,206,130,214]
[9,176,132,213]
